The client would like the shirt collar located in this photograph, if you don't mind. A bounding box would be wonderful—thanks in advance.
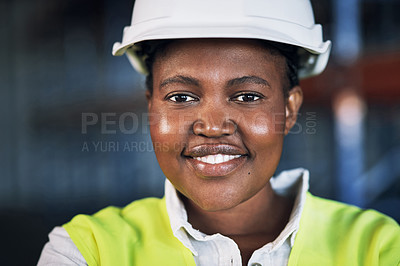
[165,168,310,255]
[269,168,309,250]
[165,179,199,255]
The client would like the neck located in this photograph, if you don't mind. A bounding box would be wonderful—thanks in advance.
[182,182,293,237]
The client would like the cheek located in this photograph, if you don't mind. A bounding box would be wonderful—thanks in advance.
[150,111,191,137]
[149,102,175,137]
[241,110,285,178]
[154,112,173,135]
[242,108,286,139]
[149,107,193,157]
[149,112,180,177]
[149,113,175,154]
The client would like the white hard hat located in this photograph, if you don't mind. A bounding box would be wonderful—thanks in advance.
[112,0,331,79]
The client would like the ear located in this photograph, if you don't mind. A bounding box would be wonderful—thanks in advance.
[145,90,152,111]
[284,86,303,135]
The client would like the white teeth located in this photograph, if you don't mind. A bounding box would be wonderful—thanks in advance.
[223,155,229,162]
[216,154,223,164]
[194,154,241,164]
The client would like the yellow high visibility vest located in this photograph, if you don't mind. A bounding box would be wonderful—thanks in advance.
[64,192,400,265]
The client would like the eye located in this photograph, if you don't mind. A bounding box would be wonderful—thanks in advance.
[168,94,197,103]
[232,93,263,102]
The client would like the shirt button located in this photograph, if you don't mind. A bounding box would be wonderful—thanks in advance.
[251,263,262,266]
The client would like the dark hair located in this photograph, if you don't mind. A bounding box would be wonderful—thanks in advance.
[140,39,299,98]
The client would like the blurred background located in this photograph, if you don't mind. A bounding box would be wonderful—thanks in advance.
[1,0,400,264]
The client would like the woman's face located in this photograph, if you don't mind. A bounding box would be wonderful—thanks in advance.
[147,39,301,211]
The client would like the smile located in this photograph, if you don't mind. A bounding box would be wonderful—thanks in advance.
[193,154,242,164]
[186,154,246,178]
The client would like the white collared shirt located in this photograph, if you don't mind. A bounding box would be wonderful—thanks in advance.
[166,168,309,266]
[38,168,309,266]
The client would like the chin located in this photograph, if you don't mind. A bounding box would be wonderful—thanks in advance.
[189,189,248,212]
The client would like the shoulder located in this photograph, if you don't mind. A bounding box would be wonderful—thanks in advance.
[290,192,400,265]
[38,197,169,266]
[63,197,169,265]
[66,197,165,230]
[304,192,399,232]
[38,226,87,265]
[64,196,167,239]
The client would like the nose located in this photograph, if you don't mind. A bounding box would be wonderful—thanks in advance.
[192,111,237,137]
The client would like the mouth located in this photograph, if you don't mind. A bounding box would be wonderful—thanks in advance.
[183,144,248,177]
[192,154,242,164]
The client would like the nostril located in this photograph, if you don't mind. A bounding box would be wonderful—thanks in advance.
[222,120,237,135]
[192,119,237,137]
[192,120,205,135]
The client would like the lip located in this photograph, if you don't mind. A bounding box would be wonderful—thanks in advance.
[186,155,247,177]
[183,144,247,157]
[183,144,248,177]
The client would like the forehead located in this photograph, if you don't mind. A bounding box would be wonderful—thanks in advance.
[155,38,282,63]
[152,38,286,83]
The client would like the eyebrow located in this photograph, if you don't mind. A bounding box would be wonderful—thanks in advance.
[159,74,270,90]
[160,75,200,89]
[227,76,271,88]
